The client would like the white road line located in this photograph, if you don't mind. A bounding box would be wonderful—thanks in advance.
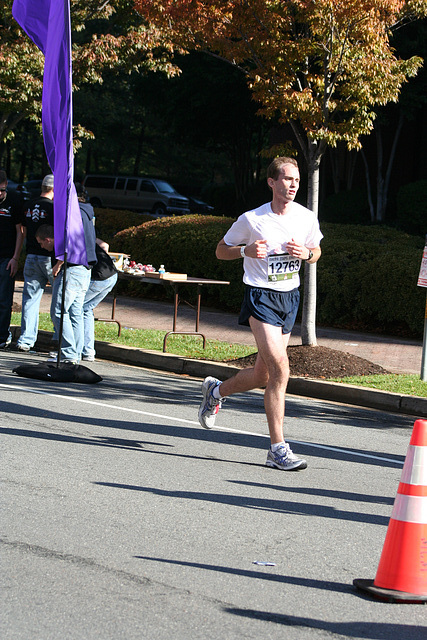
[0,382,403,465]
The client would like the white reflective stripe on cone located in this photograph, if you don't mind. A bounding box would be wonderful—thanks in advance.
[391,494,427,524]
[400,445,427,485]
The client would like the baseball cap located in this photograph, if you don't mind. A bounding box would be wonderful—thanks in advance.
[42,174,54,189]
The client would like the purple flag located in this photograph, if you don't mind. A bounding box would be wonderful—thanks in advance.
[12,0,88,266]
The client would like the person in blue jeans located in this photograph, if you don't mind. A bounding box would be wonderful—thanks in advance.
[0,170,24,348]
[35,224,91,363]
[36,196,97,364]
[82,240,118,362]
[16,174,55,351]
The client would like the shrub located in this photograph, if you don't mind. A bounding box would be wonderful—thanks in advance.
[320,189,370,224]
[396,180,427,236]
[110,214,426,338]
[316,224,425,336]
[112,215,245,307]
[94,208,152,242]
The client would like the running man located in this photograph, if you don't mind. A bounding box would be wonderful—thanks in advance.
[198,157,323,471]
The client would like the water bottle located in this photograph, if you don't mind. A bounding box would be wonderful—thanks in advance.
[159,264,166,275]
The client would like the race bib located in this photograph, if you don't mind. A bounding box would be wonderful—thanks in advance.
[267,253,302,282]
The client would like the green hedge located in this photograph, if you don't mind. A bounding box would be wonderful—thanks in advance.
[110,214,245,307]
[94,208,152,242]
[317,224,425,337]
[94,210,426,338]
[396,180,427,236]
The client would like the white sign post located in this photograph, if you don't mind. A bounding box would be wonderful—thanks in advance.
[417,236,427,381]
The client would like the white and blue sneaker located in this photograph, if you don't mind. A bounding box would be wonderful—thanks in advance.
[198,376,223,429]
[266,443,307,471]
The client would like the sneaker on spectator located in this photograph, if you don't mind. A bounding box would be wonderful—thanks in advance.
[266,443,307,471]
[15,344,32,352]
[47,351,58,362]
[198,376,223,429]
[82,355,95,362]
[0,331,12,348]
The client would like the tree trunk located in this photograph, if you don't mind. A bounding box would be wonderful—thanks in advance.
[362,113,405,223]
[377,113,404,221]
[360,148,375,222]
[301,142,321,346]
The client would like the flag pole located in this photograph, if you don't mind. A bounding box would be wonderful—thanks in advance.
[13,0,88,368]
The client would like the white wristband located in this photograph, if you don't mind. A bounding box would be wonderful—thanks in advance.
[240,245,246,258]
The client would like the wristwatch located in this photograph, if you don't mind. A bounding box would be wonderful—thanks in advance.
[307,250,313,261]
[240,245,246,258]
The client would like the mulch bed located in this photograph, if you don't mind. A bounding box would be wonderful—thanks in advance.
[229,345,390,379]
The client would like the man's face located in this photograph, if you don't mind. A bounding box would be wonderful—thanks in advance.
[268,164,300,203]
[0,180,7,204]
[37,236,54,251]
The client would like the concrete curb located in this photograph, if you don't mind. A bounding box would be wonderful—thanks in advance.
[20,328,427,418]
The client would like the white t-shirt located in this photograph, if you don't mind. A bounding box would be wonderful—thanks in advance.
[223,201,323,291]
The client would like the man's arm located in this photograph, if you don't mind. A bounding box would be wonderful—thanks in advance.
[7,224,24,277]
[52,260,64,278]
[285,239,321,264]
[216,238,268,260]
[96,237,109,252]
[306,246,321,264]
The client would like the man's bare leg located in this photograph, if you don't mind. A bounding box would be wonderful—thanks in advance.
[219,317,291,445]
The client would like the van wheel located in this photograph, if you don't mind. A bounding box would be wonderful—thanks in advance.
[152,203,166,217]
[90,198,102,208]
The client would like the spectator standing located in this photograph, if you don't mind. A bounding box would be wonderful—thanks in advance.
[198,157,323,471]
[15,174,55,351]
[36,184,96,363]
[0,170,25,348]
[82,239,118,362]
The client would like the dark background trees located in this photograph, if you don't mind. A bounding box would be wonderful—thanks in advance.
[2,2,426,235]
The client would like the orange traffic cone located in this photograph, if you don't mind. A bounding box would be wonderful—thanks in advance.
[354,418,427,603]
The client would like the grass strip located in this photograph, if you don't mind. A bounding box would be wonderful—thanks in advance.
[11,313,426,398]
[327,374,427,398]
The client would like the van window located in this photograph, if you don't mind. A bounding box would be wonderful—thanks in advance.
[126,178,138,191]
[85,176,115,189]
[140,180,156,193]
[155,180,175,194]
[116,178,126,190]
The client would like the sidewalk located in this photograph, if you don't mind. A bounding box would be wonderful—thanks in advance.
[13,280,422,376]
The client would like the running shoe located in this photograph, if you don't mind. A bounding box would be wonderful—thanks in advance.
[198,376,223,429]
[15,344,31,352]
[266,443,307,471]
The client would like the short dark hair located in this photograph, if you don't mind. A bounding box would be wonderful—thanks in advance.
[75,182,88,202]
[0,169,7,183]
[267,157,299,181]
[36,224,54,240]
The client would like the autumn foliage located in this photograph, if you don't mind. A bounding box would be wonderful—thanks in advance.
[135,0,426,346]
[135,0,425,151]
[1,0,179,147]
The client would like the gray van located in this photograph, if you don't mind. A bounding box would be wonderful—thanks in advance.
[82,175,190,216]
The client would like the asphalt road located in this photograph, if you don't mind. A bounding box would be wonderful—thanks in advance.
[1,351,426,639]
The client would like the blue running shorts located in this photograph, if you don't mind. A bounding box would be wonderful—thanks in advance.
[238,286,300,334]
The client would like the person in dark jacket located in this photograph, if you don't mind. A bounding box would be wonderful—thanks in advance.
[16,174,55,351]
[0,170,24,348]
